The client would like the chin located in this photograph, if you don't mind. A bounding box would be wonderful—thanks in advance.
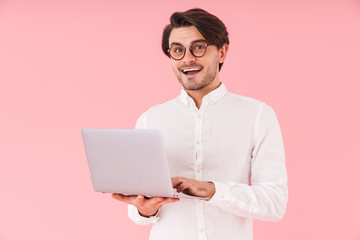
[183,82,208,91]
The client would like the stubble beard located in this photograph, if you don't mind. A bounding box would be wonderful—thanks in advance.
[176,62,218,91]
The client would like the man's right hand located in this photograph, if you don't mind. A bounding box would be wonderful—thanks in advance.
[112,194,179,217]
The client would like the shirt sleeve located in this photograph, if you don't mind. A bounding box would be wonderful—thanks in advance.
[207,103,288,222]
[128,204,160,225]
[127,110,160,225]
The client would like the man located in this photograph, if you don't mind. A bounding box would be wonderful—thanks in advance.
[112,8,288,240]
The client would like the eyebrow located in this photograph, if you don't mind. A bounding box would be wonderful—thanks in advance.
[170,39,208,47]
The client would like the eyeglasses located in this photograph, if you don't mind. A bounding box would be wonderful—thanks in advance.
[167,42,213,60]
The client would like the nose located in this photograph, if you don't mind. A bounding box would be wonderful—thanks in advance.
[181,47,196,63]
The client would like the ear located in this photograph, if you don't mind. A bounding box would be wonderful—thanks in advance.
[218,44,228,63]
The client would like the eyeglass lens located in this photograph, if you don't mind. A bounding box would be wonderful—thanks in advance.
[169,42,207,60]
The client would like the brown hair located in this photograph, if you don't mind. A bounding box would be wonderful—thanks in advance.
[162,8,230,71]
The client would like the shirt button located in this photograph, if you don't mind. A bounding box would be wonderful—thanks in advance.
[196,140,200,145]
[199,228,204,233]
[197,114,201,118]
[196,169,200,173]
[197,199,201,203]
[220,195,225,199]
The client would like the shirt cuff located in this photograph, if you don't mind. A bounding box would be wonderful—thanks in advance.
[206,181,258,215]
[207,181,231,206]
[128,204,160,225]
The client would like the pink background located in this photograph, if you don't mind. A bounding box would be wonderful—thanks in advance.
[1,0,360,239]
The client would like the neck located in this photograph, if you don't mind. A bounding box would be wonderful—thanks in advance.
[185,80,221,109]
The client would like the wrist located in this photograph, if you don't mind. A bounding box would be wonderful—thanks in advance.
[138,209,158,218]
[205,181,216,199]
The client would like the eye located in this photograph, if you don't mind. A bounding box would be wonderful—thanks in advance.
[193,44,205,50]
[172,47,184,53]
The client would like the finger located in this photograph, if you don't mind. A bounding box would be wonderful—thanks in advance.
[171,177,179,187]
[156,198,180,208]
[112,193,125,200]
[177,182,192,193]
[163,197,180,203]
[113,193,137,198]
[136,195,162,204]
[135,195,145,203]
[112,193,137,204]
[147,197,165,205]
[171,176,186,188]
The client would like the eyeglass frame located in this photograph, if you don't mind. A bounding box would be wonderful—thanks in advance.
[167,41,214,60]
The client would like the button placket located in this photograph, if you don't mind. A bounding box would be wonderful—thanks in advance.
[194,102,209,240]
[196,197,207,240]
[192,111,202,180]
[194,110,203,181]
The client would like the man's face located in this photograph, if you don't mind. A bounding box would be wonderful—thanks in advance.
[168,26,227,91]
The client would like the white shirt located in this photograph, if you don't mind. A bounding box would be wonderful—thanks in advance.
[128,83,288,240]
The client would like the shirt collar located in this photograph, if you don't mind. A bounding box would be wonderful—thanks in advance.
[179,82,228,107]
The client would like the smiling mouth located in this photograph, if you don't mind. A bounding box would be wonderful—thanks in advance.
[181,68,202,75]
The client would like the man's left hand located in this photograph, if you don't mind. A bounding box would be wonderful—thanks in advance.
[171,177,215,199]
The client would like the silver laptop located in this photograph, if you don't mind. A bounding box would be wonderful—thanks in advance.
[81,129,207,199]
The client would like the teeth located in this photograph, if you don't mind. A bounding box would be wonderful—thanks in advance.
[182,68,200,73]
